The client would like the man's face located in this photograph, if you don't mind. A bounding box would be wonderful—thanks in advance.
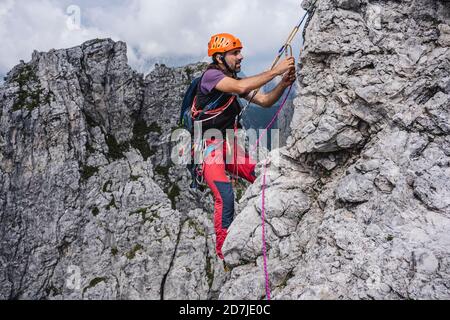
[224,49,244,73]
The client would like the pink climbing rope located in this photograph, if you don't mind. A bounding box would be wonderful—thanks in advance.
[243,41,299,301]
[252,85,293,154]
[261,156,270,300]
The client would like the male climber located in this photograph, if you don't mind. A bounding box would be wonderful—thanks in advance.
[193,33,296,259]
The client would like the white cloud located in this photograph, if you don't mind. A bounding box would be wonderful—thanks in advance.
[0,0,108,75]
[0,0,306,76]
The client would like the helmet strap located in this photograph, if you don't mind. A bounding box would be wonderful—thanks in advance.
[221,54,237,78]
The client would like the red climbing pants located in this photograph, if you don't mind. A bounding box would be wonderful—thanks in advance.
[203,138,257,259]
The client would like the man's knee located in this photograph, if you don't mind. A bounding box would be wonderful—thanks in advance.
[213,181,235,229]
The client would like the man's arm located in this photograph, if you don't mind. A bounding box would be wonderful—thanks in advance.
[214,57,295,96]
[243,69,297,108]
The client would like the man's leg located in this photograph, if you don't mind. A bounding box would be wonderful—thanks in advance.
[203,140,235,259]
[225,141,257,184]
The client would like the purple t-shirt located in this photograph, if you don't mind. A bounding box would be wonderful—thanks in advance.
[200,69,226,95]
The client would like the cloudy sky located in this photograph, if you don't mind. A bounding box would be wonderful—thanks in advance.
[0,0,305,78]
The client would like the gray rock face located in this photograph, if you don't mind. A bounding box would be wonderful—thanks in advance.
[0,39,222,299]
[277,94,296,147]
[1,0,450,300]
[221,0,450,300]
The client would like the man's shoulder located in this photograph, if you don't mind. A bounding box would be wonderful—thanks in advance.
[203,68,226,78]
[201,68,227,86]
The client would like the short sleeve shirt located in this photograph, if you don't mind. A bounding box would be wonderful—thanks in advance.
[200,69,226,95]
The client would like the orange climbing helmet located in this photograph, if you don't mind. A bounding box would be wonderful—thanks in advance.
[207,33,243,57]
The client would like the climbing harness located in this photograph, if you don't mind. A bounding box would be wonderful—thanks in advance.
[180,73,237,190]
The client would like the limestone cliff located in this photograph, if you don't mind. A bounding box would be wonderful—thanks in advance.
[0,39,222,299]
[222,0,450,299]
[1,0,450,300]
